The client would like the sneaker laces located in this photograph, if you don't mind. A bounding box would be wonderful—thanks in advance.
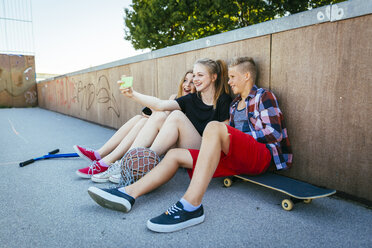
[166,204,182,215]
[99,160,120,176]
[88,161,103,175]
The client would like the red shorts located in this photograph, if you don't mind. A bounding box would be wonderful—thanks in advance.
[187,125,272,178]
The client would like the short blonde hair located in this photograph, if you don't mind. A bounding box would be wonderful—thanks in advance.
[229,57,257,84]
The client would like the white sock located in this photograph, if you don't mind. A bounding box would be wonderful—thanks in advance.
[94,151,101,160]
[118,187,126,194]
[180,198,201,212]
[98,159,109,167]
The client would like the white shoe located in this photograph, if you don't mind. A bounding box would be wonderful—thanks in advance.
[108,173,121,184]
[91,160,121,183]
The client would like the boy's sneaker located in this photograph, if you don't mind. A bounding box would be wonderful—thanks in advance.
[109,173,121,184]
[91,160,121,183]
[146,201,205,233]
[88,187,135,212]
[73,145,101,162]
[76,160,108,178]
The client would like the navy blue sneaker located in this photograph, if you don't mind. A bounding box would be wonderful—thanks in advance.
[88,187,135,212]
[147,201,205,233]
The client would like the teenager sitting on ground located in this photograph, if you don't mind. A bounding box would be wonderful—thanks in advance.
[88,56,292,233]
[76,58,232,181]
[96,58,231,185]
[118,58,232,158]
[74,70,195,180]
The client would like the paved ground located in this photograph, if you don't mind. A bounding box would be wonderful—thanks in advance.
[1,107,371,248]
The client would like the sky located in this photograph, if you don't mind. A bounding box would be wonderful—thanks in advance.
[31,0,148,75]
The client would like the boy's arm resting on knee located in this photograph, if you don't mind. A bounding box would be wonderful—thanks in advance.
[253,91,284,144]
[130,90,181,111]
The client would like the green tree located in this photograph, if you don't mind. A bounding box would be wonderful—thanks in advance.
[124,0,345,50]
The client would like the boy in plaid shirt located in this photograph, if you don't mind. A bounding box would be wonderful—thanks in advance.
[88,57,292,233]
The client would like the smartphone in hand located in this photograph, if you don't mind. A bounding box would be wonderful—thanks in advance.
[120,76,133,89]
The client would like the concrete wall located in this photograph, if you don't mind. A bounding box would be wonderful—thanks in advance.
[271,15,372,202]
[0,54,37,107]
[37,1,372,202]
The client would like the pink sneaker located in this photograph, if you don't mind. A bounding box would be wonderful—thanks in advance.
[76,160,108,178]
[73,145,101,162]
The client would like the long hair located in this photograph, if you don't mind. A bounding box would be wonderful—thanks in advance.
[194,58,230,108]
[176,69,193,98]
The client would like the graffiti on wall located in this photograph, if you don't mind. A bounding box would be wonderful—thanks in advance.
[317,4,344,21]
[0,54,37,106]
[24,90,37,104]
[72,75,120,118]
[45,74,120,118]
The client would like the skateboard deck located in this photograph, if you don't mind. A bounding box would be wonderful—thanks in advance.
[224,173,336,210]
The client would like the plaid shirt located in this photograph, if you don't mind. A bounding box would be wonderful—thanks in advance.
[229,85,292,170]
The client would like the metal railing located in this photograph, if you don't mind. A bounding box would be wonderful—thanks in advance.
[0,0,34,55]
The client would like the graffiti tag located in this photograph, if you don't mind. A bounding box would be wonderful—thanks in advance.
[71,75,120,118]
[24,90,37,104]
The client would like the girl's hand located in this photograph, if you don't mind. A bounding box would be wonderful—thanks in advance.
[117,78,134,97]
[118,83,134,98]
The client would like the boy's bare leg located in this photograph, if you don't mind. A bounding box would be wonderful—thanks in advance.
[124,148,193,198]
[182,121,230,206]
[129,111,168,149]
[100,117,148,164]
[149,110,202,156]
[97,115,144,157]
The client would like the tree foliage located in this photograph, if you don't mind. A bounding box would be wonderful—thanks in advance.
[124,0,345,50]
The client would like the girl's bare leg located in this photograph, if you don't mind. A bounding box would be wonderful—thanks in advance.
[124,148,193,198]
[150,110,202,156]
[100,117,148,164]
[124,121,228,202]
[182,121,230,206]
[129,111,168,149]
[97,115,144,157]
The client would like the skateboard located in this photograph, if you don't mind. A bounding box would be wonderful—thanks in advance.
[223,173,336,211]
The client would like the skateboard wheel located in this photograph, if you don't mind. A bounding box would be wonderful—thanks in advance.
[303,199,312,204]
[223,178,233,187]
[281,199,294,211]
